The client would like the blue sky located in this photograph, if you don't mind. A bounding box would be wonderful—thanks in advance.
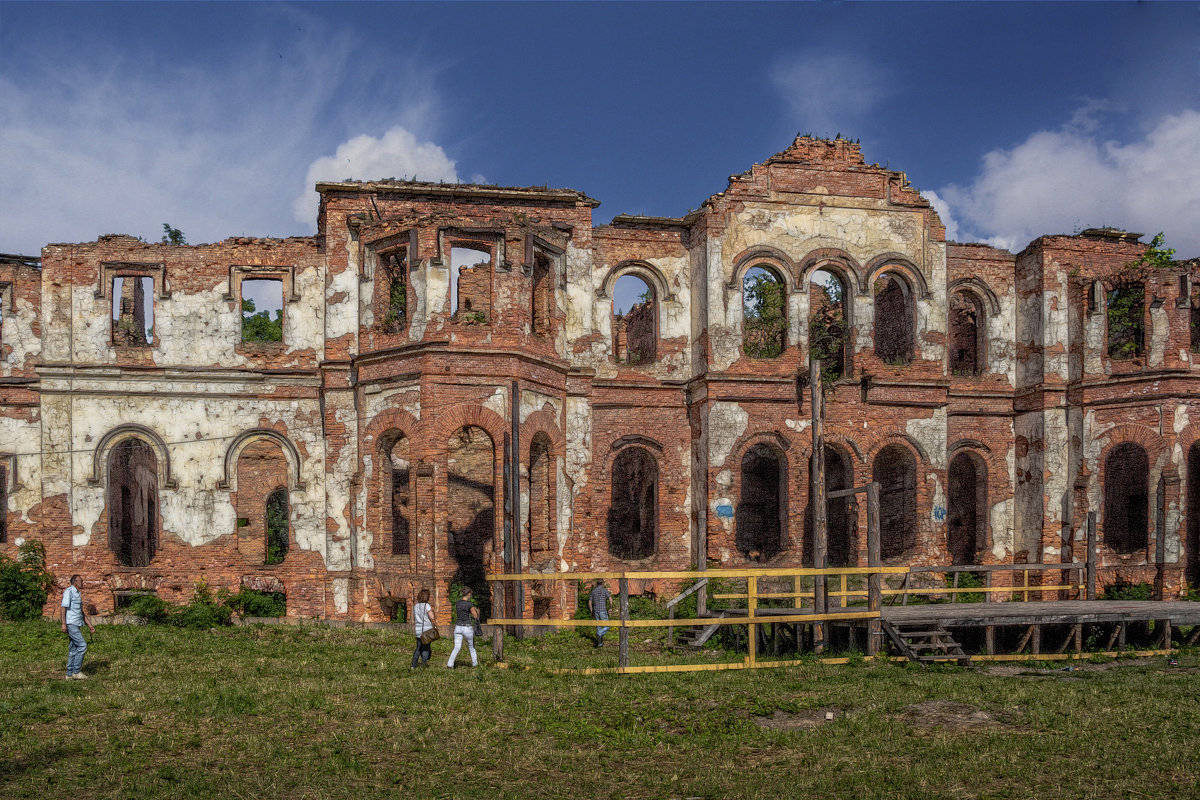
[2,1,1198,258]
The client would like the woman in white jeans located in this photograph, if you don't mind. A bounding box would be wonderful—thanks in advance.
[446,585,480,668]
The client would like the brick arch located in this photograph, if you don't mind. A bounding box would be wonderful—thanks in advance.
[426,403,509,451]
[1097,424,1170,470]
[362,407,421,454]
[1174,422,1200,461]
[798,247,864,296]
[220,428,306,492]
[863,253,930,299]
[89,423,176,489]
[730,246,800,292]
[596,259,677,303]
[859,429,932,467]
[948,277,1001,317]
[518,407,565,456]
[1095,425,1166,557]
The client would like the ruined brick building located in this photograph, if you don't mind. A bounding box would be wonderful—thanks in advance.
[2,136,1198,623]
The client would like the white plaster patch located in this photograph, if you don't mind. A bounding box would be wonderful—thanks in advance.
[332,577,349,614]
[784,418,811,434]
[1174,405,1190,436]
[990,498,1014,560]
[520,389,562,424]
[0,296,40,373]
[1148,304,1169,368]
[715,469,733,490]
[483,386,507,419]
[906,410,947,470]
[708,402,748,468]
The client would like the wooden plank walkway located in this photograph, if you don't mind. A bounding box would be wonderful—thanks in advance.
[879,601,1200,628]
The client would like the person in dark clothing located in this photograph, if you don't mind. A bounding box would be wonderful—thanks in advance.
[588,580,612,648]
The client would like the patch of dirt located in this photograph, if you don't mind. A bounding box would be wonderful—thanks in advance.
[753,708,838,731]
[985,658,1156,677]
[900,700,1015,732]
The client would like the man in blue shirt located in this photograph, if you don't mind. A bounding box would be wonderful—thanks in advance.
[60,574,94,679]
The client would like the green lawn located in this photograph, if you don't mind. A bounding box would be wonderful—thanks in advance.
[2,620,1197,799]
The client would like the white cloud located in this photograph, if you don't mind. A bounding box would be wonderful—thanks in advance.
[771,51,890,136]
[292,128,460,225]
[923,190,960,243]
[939,110,1200,255]
[0,11,453,255]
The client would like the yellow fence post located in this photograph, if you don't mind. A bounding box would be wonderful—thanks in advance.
[747,576,757,667]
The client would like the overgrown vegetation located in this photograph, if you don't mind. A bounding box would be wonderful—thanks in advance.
[0,540,54,621]
[241,298,284,343]
[743,270,786,358]
[809,276,847,382]
[124,581,254,628]
[0,619,1196,799]
[1102,580,1155,602]
[380,253,407,331]
[222,587,287,618]
[265,489,288,565]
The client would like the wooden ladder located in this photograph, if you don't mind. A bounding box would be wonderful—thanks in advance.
[881,621,971,665]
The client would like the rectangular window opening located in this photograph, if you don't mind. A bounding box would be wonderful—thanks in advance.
[381,249,408,332]
[241,278,284,343]
[111,276,155,346]
[450,245,492,323]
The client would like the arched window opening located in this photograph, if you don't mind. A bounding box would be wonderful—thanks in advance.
[742,266,786,359]
[736,444,786,561]
[1104,442,1149,554]
[235,438,291,565]
[108,438,159,567]
[450,245,492,323]
[612,274,656,365]
[1106,279,1145,359]
[527,434,553,558]
[950,290,984,376]
[810,270,848,380]
[874,273,914,365]
[531,251,554,337]
[1187,442,1200,588]
[388,435,412,556]
[379,248,408,332]
[265,488,289,565]
[447,426,495,612]
[873,444,917,560]
[948,452,987,565]
[607,447,657,560]
[826,446,854,567]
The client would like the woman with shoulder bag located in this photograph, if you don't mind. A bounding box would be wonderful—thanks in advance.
[411,589,437,669]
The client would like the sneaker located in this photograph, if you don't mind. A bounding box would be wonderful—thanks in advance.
[69,672,87,680]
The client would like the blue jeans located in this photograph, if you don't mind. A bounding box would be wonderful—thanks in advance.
[594,608,610,640]
[66,625,87,675]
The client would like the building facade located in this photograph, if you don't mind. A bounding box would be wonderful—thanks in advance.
[2,136,1198,622]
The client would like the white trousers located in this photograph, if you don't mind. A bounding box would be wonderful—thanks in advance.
[447,624,477,667]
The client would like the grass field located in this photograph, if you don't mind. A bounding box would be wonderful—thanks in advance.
[2,619,1197,800]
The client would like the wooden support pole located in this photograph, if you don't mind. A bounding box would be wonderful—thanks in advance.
[747,576,757,667]
[1118,621,1127,650]
[1154,476,1166,601]
[1031,625,1041,655]
[1086,511,1097,601]
[618,578,629,670]
[985,625,996,655]
[809,359,828,652]
[1074,623,1083,656]
[866,482,882,657]
[492,581,505,662]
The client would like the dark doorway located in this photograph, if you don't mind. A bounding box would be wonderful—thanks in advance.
[873,444,917,560]
[607,447,658,560]
[874,273,913,364]
[948,452,986,565]
[1104,442,1149,554]
[447,426,495,612]
[1186,443,1199,587]
[826,446,855,567]
[736,444,786,561]
[108,439,159,567]
[950,291,983,376]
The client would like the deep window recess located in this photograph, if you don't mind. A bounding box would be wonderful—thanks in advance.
[447,426,494,614]
[531,251,553,337]
[380,249,408,332]
[108,439,159,567]
[873,444,917,560]
[873,273,914,365]
[265,488,289,565]
[242,278,284,343]
[528,434,553,556]
[948,452,986,565]
[1186,442,1200,588]
[742,266,786,359]
[825,446,854,567]
[1103,442,1149,554]
[736,444,786,561]
[949,291,984,376]
[1106,280,1145,359]
[450,245,492,324]
[388,435,411,556]
[1190,278,1199,353]
[810,270,848,380]
[607,447,658,560]
[111,276,155,346]
[0,462,7,543]
[612,274,656,365]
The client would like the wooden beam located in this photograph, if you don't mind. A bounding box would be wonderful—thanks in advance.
[866,481,882,657]
[810,358,827,652]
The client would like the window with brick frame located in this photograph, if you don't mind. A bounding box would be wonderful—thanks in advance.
[241,278,284,344]
[527,434,553,556]
[803,445,855,566]
[612,274,656,366]
[1106,278,1145,360]
[742,266,786,359]
[607,446,658,560]
[447,426,494,613]
[108,438,159,567]
[736,443,786,561]
[873,272,914,365]
[873,444,917,560]
[111,275,155,346]
[379,248,409,333]
[809,270,848,379]
[387,435,412,556]
[1103,442,1149,554]
[450,244,493,324]
[531,251,554,337]
[949,290,985,376]
[948,451,987,565]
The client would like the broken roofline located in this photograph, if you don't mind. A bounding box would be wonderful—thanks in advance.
[315,179,601,208]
